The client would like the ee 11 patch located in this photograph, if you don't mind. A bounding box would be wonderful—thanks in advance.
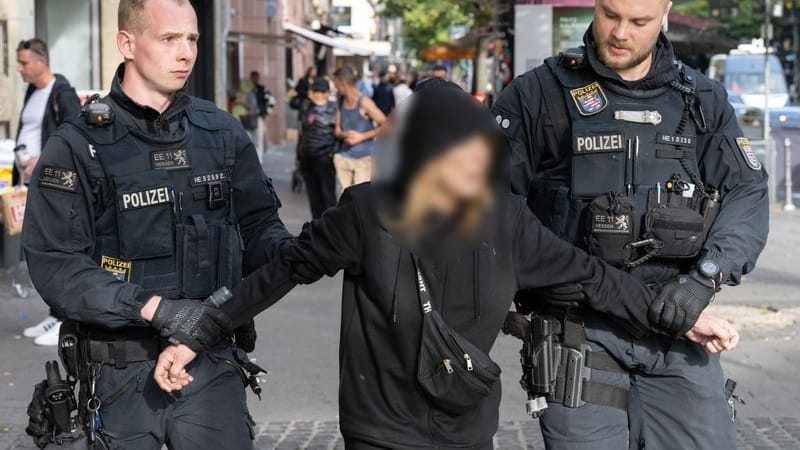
[151,149,190,171]
[592,213,632,235]
[39,166,78,192]
[570,82,608,116]
[735,137,762,171]
[101,256,131,282]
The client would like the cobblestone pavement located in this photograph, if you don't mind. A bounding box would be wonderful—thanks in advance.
[3,417,799,449]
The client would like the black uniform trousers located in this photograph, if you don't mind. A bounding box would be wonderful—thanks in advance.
[298,154,337,219]
[93,345,254,450]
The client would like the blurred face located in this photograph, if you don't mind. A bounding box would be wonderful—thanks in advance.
[432,69,447,79]
[430,135,494,202]
[16,49,48,84]
[593,0,671,75]
[118,0,199,96]
[309,90,329,105]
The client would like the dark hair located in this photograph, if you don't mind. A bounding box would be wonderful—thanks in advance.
[17,39,49,60]
[333,65,357,86]
[432,65,447,73]
[250,71,259,78]
[305,67,316,78]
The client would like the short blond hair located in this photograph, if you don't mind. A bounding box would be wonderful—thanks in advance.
[118,0,188,32]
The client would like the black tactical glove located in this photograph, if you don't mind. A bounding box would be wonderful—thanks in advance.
[25,380,52,449]
[151,298,233,353]
[502,311,531,341]
[234,319,258,353]
[648,271,715,336]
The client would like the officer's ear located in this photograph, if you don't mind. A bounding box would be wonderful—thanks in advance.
[117,30,136,60]
[661,1,672,33]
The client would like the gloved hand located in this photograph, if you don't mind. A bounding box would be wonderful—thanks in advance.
[502,311,531,341]
[648,271,715,336]
[151,298,233,353]
[25,380,52,449]
[234,319,258,353]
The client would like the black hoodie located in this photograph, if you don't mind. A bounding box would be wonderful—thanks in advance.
[225,85,659,448]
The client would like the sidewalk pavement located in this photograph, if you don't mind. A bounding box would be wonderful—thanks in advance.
[0,141,798,449]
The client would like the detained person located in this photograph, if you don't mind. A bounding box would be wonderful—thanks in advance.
[154,81,738,449]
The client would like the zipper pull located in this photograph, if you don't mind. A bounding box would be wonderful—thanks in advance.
[443,359,454,374]
[464,354,474,372]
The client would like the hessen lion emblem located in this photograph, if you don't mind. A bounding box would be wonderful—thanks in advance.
[736,137,762,171]
[570,82,608,116]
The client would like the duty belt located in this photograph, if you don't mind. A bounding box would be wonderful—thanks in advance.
[86,337,161,369]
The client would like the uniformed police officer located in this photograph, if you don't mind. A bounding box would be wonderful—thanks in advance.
[22,0,291,449]
[492,0,769,448]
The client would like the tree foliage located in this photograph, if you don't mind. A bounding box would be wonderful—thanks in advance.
[672,0,763,41]
[372,0,495,53]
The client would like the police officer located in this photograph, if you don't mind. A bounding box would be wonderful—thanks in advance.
[22,0,291,449]
[492,0,769,448]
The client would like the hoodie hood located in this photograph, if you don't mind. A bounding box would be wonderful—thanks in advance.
[584,23,679,91]
[389,78,505,199]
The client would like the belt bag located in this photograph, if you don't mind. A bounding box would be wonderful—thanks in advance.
[412,256,501,415]
[645,206,705,258]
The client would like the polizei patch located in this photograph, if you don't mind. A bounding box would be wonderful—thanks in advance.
[574,133,624,154]
[151,149,190,170]
[736,137,762,170]
[101,256,131,282]
[592,213,632,235]
[570,82,608,116]
[118,186,173,211]
[39,166,78,192]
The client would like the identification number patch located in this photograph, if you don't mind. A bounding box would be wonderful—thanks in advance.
[119,186,173,211]
[39,166,78,192]
[736,137,762,171]
[657,133,695,148]
[570,82,608,116]
[575,133,624,154]
[151,149,190,171]
[592,213,632,235]
[191,171,228,186]
[101,256,131,282]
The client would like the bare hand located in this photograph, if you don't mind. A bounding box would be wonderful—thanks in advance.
[22,156,39,178]
[344,131,365,146]
[154,344,197,392]
[685,312,740,354]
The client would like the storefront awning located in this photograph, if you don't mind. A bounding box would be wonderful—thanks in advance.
[283,22,390,57]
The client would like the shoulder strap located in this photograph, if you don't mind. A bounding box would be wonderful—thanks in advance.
[411,255,434,315]
[533,64,571,149]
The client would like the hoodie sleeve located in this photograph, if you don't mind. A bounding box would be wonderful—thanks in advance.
[511,200,653,332]
[221,186,365,327]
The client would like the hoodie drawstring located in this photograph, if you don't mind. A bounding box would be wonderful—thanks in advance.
[391,250,403,324]
[473,249,481,325]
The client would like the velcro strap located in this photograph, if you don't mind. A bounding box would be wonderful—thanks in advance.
[656,148,696,160]
[585,351,626,374]
[562,317,585,349]
[88,338,161,367]
[581,380,628,410]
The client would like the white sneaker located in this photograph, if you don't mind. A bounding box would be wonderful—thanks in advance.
[33,321,62,347]
[23,315,60,338]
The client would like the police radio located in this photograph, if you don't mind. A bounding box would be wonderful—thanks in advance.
[559,47,586,71]
[82,94,114,127]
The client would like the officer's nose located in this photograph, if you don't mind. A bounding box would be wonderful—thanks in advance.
[177,39,194,63]
[612,24,627,41]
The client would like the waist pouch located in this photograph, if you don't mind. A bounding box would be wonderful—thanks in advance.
[586,193,638,266]
[645,206,705,258]
[412,256,501,415]
[177,214,243,299]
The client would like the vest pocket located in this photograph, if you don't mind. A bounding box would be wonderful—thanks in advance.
[114,172,175,260]
[177,215,243,299]
[571,128,627,199]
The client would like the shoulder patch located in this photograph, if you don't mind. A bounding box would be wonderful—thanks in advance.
[570,82,608,116]
[736,137,762,171]
[39,166,78,192]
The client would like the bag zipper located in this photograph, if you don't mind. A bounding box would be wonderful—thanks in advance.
[443,359,454,374]
[464,354,474,372]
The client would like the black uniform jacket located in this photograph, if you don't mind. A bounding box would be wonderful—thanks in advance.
[22,65,291,330]
[224,183,657,448]
[492,30,769,285]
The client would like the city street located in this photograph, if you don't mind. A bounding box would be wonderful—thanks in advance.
[0,142,798,449]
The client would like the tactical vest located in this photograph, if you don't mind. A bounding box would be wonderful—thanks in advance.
[537,55,720,267]
[63,98,243,300]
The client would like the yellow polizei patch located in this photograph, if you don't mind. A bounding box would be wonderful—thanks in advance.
[570,82,608,116]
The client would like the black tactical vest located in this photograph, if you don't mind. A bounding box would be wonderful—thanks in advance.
[63,98,243,300]
[535,56,717,268]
